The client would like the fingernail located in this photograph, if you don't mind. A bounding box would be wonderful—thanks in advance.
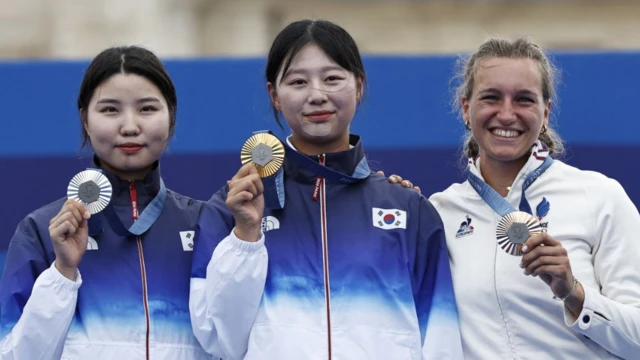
[523,269,529,275]
[522,245,528,252]
[519,262,524,268]
[402,180,409,186]
[84,211,90,218]
[390,176,398,182]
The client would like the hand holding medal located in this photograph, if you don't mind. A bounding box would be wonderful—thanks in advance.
[48,170,113,280]
[520,233,583,311]
[228,132,285,241]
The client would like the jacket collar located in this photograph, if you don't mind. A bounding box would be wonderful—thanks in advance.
[283,134,368,184]
[92,156,162,206]
[467,140,551,199]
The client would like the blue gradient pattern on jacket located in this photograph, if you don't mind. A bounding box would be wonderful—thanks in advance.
[191,136,461,358]
[0,163,211,357]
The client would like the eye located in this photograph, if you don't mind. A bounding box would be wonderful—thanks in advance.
[99,106,118,113]
[288,79,306,86]
[141,105,158,112]
[517,97,535,103]
[326,75,344,82]
[480,95,498,101]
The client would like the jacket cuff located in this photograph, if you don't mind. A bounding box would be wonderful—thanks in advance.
[228,227,266,252]
[564,283,603,333]
[48,261,83,292]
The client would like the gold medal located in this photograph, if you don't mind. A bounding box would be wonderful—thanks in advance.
[496,211,542,256]
[67,170,112,214]
[241,133,285,178]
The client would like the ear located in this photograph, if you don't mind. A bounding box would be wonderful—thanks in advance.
[267,82,280,111]
[544,100,551,126]
[80,109,90,135]
[461,97,471,126]
[356,77,364,102]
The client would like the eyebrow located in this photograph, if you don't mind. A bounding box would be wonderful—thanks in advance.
[283,65,345,78]
[96,97,162,105]
[478,88,539,97]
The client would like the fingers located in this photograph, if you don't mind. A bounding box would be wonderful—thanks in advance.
[232,163,260,181]
[520,239,570,278]
[49,200,91,239]
[522,233,560,253]
[522,254,566,276]
[527,264,567,278]
[228,164,264,206]
[229,175,263,198]
[521,243,566,267]
[386,174,417,190]
[414,186,421,194]
[388,175,404,184]
[377,170,385,176]
[49,214,79,240]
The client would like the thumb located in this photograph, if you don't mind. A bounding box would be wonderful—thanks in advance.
[78,218,89,229]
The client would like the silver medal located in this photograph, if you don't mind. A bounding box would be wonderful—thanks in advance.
[67,170,112,214]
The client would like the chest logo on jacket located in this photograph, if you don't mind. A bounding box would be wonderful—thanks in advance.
[262,216,280,232]
[86,236,99,250]
[372,208,407,230]
[535,197,550,231]
[455,215,475,238]
[180,231,195,251]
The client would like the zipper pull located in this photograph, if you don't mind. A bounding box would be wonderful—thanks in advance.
[312,154,326,201]
[129,181,139,220]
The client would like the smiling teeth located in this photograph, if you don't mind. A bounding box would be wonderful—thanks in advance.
[492,129,519,138]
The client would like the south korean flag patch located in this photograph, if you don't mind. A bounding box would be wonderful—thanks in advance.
[372,208,407,230]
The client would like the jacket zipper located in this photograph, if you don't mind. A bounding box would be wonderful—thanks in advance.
[313,155,332,359]
[130,181,151,360]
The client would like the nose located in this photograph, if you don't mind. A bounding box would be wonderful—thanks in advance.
[307,83,328,105]
[120,110,141,136]
[496,99,517,123]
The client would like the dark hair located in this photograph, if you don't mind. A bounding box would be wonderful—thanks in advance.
[265,19,366,128]
[77,46,177,149]
[452,36,564,159]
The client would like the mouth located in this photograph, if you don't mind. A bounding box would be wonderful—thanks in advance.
[116,143,144,153]
[304,110,335,122]
[489,128,523,139]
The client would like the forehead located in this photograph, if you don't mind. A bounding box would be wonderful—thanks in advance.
[91,73,164,101]
[283,43,343,73]
[474,57,543,92]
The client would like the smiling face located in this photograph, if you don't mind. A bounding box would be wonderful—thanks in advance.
[84,73,170,180]
[268,42,362,154]
[462,57,550,164]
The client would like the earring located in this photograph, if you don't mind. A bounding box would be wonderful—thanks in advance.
[540,125,548,135]
[465,121,471,131]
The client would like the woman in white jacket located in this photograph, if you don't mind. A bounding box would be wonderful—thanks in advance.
[426,37,640,359]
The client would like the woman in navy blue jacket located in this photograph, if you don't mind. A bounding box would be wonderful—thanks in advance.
[190,19,462,360]
[0,46,213,359]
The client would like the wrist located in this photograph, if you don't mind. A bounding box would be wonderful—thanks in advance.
[54,262,78,281]
[234,225,261,242]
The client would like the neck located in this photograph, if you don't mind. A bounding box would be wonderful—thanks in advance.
[99,161,154,182]
[290,133,350,156]
[479,152,529,197]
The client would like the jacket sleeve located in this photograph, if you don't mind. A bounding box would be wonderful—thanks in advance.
[563,178,640,358]
[411,196,463,360]
[0,215,81,360]
[189,186,268,360]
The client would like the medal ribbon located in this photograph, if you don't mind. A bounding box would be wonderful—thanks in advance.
[87,168,167,237]
[467,155,553,217]
[259,132,371,209]
[251,130,286,210]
